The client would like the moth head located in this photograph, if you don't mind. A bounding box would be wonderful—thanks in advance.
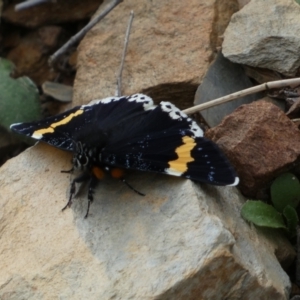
[73,141,89,169]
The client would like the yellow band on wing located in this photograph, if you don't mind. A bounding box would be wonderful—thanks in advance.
[32,109,84,138]
[167,136,195,175]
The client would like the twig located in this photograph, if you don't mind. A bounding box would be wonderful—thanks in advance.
[49,0,123,66]
[115,11,134,97]
[296,226,300,287]
[183,78,300,115]
[15,0,53,11]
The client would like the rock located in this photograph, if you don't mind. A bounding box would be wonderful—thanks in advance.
[238,0,251,9]
[206,99,300,198]
[42,81,73,102]
[243,65,283,84]
[194,52,262,127]
[2,0,295,298]
[6,28,62,85]
[38,26,64,50]
[74,0,237,106]
[2,0,102,28]
[222,0,300,76]
[210,1,239,49]
[0,143,293,299]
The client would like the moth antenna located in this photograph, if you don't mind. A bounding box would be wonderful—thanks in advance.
[121,178,145,196]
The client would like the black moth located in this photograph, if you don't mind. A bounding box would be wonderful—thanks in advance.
[10,94,239,217]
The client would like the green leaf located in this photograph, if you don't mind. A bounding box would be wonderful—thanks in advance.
[241,200,287,229]
[271,173,300,212]
[283,205,299,238]
[0,58,41,132]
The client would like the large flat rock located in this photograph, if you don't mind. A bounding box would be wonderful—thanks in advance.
[0,143,292,299]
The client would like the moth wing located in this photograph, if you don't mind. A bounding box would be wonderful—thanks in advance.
[10,94,154,151]
[102,102,238,186]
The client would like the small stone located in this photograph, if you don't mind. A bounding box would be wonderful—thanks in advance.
[206,99,300,198]
[38,26,64,50]
[42,81,73,102]
[6,31,57,85]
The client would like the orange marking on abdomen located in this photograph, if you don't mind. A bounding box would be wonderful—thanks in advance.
[110,168,124,179]
[92,166,105,180]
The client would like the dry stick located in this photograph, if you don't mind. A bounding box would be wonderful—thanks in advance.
[296,226,300,287]
[49,0,123,66]
[15,0,53,11]
[182,78,300,115]
[116,11,134,97]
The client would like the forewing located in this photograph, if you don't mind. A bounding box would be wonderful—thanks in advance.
[11,106,83,150]
[101,102,239,186]
[10,94,154,151]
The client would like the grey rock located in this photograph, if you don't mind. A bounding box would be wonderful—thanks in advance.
[194,52,261,127]
[223,0,300,76]
[42,81,73,103]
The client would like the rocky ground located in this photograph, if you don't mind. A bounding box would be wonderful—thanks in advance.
[1,0,300,299]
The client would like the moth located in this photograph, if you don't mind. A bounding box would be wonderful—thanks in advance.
[11,94,239,217]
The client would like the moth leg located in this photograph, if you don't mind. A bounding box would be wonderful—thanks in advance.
[109,167,145,196]
[121,178,145,196]
[62,172,91,212]
[85,176,98,219]
[61,167,74,174]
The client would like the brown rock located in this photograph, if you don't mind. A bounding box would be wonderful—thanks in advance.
[74,0,220,105]
[38,26,64,50]
[6,28,62,85]
[2,0,102,28]
[2,28,20,49]
[206,99,300,197]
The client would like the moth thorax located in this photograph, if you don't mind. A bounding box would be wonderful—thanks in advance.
[73,153,88,170]
[73,142,91,170]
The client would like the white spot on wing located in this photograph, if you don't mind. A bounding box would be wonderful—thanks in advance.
[164,168,183,177]
[84,94,155,110]
[160,101,204,137]
[160,102,187,120]
[227,177,239,186]
[100,96,121,104]
[31,132,43,139]
[127,93,155,110]
[190,121,203,137]
[10,122,22,128]
[85,96,124,106]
